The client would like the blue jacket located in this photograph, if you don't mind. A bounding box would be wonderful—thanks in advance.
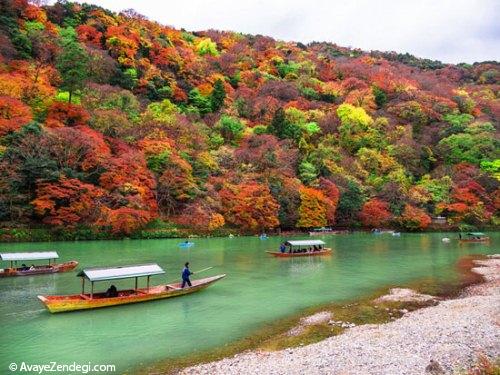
[182,267,192,280]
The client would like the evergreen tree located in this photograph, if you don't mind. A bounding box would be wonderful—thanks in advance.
[210,79,226,112]
[268,108,287,138]
[56,28,89,103]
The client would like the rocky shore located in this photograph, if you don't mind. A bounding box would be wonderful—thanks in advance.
[180,255,500,375]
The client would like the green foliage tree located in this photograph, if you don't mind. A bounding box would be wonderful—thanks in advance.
[438,122,498,165]
[217,115,244,145]
[336,181,365,225]
[298,161,318,185]
[56,28,89,103]
[210,79,226,112]
[196,38,218,56]
[188,89,212,116]
[372,86,387,108]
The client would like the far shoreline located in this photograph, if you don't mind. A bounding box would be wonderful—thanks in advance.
[0,226,497,244]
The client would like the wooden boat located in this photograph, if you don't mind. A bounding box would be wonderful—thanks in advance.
[38,264,226,313]
[459,232,490,243]
[267,249,332,257]
[268,240,332,258]
[0,252,78,277]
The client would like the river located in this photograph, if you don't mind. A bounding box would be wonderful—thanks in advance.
[0,232,496,373]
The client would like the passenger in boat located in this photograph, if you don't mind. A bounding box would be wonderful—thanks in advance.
[181,262,193,288]
[29,264,35,270]
[280,243,286,253]
[105,285,118,297]
[459,233,462,240]
[21,263,29,271]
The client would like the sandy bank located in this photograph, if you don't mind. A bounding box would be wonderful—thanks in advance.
[180,255,500,375]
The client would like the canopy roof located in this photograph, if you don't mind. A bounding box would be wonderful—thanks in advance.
[285,240,325,246]
[78,264,165,282]
[0,251,59,261]
[466,232,486,236]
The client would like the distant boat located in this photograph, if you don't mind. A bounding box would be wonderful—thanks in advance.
[259,234,268,240]
[178,241,194,248]
[459,232,490,243]
[309,227,349,236]
[372,229,395,235]
[38,263,225,313]
[267,240,332,258]
[228,234,234,238]
[392,232,401,237]
[0,252,78,277]
[442,237,451,243]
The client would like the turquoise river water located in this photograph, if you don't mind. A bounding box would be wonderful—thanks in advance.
[0,232,497,373]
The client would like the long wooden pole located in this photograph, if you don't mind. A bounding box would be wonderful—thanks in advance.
[164,267,215,285]
[192,266,213,274]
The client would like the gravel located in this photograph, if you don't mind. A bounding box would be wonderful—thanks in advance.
[180,255,500,375]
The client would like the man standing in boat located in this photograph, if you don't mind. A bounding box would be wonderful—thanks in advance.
[181,262,193,288]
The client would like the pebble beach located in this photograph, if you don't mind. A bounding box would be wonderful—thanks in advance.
[180,255,500,375]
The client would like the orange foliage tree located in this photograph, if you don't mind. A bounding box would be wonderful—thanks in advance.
[98,207,151,235]
[219,182,279,232]
[45,101,90,128]
[297,187,328,228]
[31,177,105,226]
[399,204,431,231]
[0,96,32,136]
[359,199,392,228]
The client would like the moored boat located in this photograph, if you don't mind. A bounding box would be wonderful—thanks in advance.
[267,240,332,258]
[0,252,78,277]
[38,263,226,313]
[458,232,490,243]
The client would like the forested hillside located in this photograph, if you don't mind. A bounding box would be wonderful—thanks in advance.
[0,0,498,240]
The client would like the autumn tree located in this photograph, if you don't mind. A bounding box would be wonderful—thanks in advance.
[297,187,327,228]
[359,199,392,228]
[399,204,431,231]
[220,183,280,232]
[0,96,32,136]
[31,177,105,226]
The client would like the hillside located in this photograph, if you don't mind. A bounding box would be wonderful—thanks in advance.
[0,0,498,240]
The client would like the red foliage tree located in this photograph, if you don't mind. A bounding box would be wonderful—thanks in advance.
[31,177,105,226]
[0,96,32,136]
[45,101,90,128]
[359,199,392,228]
[76,25,103,47]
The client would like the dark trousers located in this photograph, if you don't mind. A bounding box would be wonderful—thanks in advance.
[181,278,192,288]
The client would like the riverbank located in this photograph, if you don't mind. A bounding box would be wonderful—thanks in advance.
[1,223,496,242]
[174,255,499,375]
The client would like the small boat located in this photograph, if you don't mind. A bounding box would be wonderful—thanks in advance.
[267,240,332,258]
[309,227,334,236]
[372,229,395,235]
[459,232,490,243]
[442,237,451,243]
[259,234,268,240]
[309,227,349,236]
[38,263,225,313]
[392,232,401,237]
[0,252,78,277]
[178,241,194,248]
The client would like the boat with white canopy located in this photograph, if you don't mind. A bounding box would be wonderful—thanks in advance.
[267,240,332,257]
[0,251,78,277]
[38,263,226,313]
